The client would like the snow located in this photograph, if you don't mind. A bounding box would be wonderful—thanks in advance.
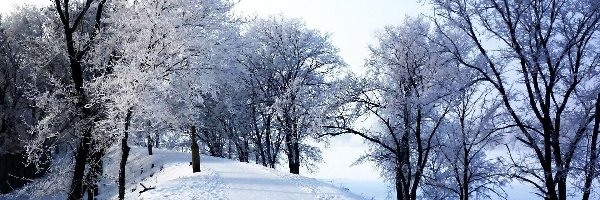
[93,147,366,200]
[2,142,559,200]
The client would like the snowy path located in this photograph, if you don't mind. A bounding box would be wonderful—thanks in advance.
[115,148,365,200]
[206,158,318,199]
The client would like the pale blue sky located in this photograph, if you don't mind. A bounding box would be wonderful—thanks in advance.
[234,0,431,72]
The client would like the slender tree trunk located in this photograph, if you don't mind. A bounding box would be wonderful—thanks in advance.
[292,118,300,174]
[154,132,160,148]
[243,139,250,163]
[285,133,294,174]
[462,147,469,200]
[252,107,266,166]
[395,162,403,200]
[255,132,266,165]
[285,133,300,174]
[86,146,104,200]
[399,105,410,200]
[255,149,260,164]
[147,135,153,155]
[118,108,133,200]
[191,125,201,173]
[582,94,600,200]
[293,139,300,173]
[68,127,92,200]
[228,139,233,159]
[264,115,274,168]
[56,0,107,198]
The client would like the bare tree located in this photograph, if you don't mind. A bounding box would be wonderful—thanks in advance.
[423,84,508,200]
[323,17,460,200]
[432,0,600,199]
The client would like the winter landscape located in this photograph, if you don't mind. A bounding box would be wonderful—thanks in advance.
[0,0,599,200]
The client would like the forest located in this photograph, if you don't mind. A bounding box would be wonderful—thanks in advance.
[0,0,599,200]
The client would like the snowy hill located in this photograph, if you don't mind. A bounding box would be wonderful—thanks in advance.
[89,147,366,200]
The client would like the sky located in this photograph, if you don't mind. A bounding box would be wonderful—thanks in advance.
[233,0,431,73]
[0,0,432,199]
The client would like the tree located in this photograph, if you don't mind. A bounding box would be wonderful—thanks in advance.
[238,16,344,174]
[432,0,600,199]
[323,17,461,200]
[0,8,60,194]
[422,84,508,200]
[49,1,109,199]
[149,0,237,173]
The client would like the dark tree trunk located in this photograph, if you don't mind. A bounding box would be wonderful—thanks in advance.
[293,139,300,173]
[68,128,92,200]
[285,133,300,174]
[252,107,266,166]
[254,131,266,165]
[118,108,133,200]
[255,150,260,164]
[461,147,469,200]
[582,94,600,200]
[395,165,402,200]
[228,140,233,159]
[53,1,108,199]
[243,139,250,162]
[154,132,160,148]
[86,146,104,200]
[235,139,250,163]
[191,126,201,173]
[264,115,274,168]
[147,135,153,155]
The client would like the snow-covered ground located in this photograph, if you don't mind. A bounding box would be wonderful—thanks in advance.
[5,147,366,200]
[3,143,561,200]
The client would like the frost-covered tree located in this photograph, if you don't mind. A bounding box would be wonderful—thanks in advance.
[432,0,600,199]
[422,83,508,200]
[86,0,192,197]
[0,7,65,194]
[239,16,344,174]
[45,1,110,199]
[1,0,238,198]
[89,0,238,196]
[323,17,462,200]
[237,48,283,168]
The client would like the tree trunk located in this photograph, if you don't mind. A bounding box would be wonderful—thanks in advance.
[147,135,153,155]
[56,1,107,198]
[154,132,160,148]
[243,139,250,163]
[293,139,300,173]
[582,94,600,200]
[235,139,250,163]
[68,128,92,200]
[285,133,300,174]
[461,147,469,200]
[264,115,274,168]
[118,108,133,200]
[395,163,403,200]
[191,125,201,173]
[86,146,104,200]
[254,131,266,165]
[228,140,233,159]
[252,107,266,166]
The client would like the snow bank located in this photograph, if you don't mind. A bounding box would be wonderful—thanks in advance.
[4,147,366,200]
